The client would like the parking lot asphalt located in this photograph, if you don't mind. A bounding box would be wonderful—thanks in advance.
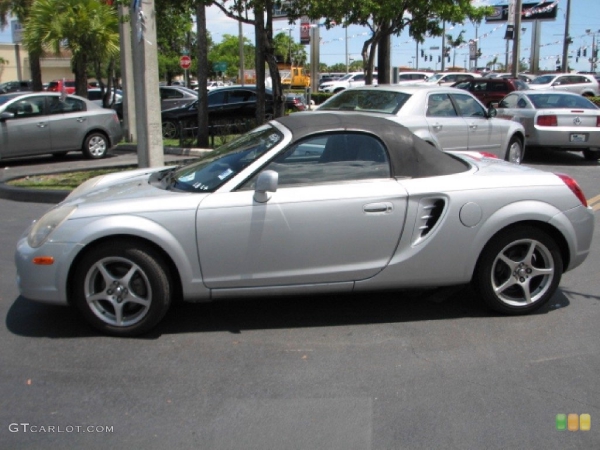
[0,144,208,204]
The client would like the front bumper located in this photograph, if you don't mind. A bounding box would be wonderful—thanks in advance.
[15,235,82,305]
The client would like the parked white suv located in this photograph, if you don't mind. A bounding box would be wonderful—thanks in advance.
[528,73,599,96]
[396,71,434,84]
[318,72,377,93]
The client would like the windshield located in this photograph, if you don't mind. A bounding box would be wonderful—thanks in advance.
[167,124,283,193]
[318,89,411,114]
[528,93,598,109]
[529,75,554,85]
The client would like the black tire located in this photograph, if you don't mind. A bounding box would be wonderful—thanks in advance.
[505,135,524,164]
[82,132,109,159]
[162,120,179,139]
[474,226,563,315]
[582,148,600,161]
[72,241,172,336]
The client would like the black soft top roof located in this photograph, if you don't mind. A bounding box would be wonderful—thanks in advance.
[274,112,468,178]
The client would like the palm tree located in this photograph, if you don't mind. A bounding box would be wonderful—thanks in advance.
[446,31,466,69]
[22,0,120,97]
[0,0,43,90]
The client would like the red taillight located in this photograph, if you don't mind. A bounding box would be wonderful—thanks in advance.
[596,116,600,127]
[479,152,499,159]
[537,115,557,126]
[556,173,588,207]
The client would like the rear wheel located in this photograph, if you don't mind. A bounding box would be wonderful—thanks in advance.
[582,148,600,161]
[162,120,179,139]
[474,226,562,315]
[505,136,524,164]
[82,132,108,159]
[72,241,173,336]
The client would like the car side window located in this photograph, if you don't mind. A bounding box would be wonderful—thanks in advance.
[426,94,458,117]
[451,94,486,117]
[48,96,85,114]
[160,88,182,99]
[208,90,226,105]
[229,90,256,104]
[242,133,391,189]
[5,96,45,117]
[499,93,518,108]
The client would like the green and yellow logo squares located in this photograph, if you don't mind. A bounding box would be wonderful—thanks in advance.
[556,413,591,431]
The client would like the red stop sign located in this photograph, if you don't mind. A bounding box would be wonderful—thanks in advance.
[180,55,191,70]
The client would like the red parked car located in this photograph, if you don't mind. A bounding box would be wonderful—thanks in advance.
[452,78,529,107]
[46,79,77,94]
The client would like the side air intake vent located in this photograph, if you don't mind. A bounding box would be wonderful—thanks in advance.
[412,198,446,245]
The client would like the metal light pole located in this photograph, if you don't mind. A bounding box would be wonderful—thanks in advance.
[511,0,522,78]
[561,0,571,72]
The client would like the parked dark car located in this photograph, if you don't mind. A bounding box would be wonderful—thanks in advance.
[159,85,198,110]
[161,85,307,138]
[452,78,529,107]
[0,80,32,94]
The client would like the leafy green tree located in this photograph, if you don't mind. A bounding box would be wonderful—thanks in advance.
[213,0,287,120]
[155,0,197,84]
[23,0,119,96]
[272,31,308,66]
[285,0,492,84]
[210,33,254,80]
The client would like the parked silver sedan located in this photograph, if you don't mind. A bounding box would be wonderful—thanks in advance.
[496,90,600,160]
[315,85,526,164]
[15,113,594,336]
[0,92,123,160]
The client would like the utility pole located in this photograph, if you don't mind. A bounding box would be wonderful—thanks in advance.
[561,0,571,72]
[511,0,522,78]
[131,0,164,168]
[118,3,136,142]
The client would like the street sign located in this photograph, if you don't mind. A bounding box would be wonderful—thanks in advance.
[213,62,227,73]
[180,55,191,70]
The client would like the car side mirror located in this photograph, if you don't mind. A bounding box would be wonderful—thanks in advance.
[487,106,497,118]
[254,170,278,203]
[0,111,15,122]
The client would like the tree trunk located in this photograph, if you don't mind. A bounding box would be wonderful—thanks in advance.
[196,2,209,148]
[265,0,284,118]
[377,26,391,84]
[29,53,43,92]
[74,54,88,97]
[254,8,266,124]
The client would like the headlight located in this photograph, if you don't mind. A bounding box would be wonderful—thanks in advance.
[28,205,77,248]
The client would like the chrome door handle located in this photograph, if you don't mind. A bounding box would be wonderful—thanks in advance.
[433,124,443,131]
[363,202,393,214]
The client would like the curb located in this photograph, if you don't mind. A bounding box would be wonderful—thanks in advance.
[0,146,210,204]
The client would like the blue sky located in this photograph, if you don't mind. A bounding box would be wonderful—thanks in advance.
[2,0,599,73]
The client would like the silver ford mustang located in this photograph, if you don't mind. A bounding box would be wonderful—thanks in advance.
[15,113,594,336]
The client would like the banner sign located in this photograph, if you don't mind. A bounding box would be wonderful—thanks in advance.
[486,1,558,23]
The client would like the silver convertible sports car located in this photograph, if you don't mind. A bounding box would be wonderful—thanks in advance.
[15,113,594,336]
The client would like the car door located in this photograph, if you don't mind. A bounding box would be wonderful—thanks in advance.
[450,92,502,154]
[0,95,50,157]
[196,132,408,289]
[424,92,469,151]
[46,96,89,152]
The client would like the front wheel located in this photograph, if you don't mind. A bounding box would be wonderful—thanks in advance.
[71,241,173,336]
[582,148,600,161]
[82,132,109,159]
[505,136,524,164]
[474,226,563,315]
